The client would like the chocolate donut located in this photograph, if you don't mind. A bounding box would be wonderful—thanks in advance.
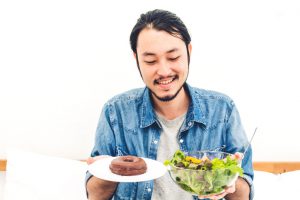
[109,156,147,176]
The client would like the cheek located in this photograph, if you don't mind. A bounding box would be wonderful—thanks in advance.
[139,67,154,81]
[175,60,188,72]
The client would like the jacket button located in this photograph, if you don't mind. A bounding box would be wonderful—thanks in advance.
[188,122,192,127]
[153,140,158,144]
[179,139,184,143]
[147,188,151,192]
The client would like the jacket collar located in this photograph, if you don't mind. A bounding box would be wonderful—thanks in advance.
[139,83,207,128]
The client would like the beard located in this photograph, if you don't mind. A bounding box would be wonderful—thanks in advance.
[151,85,183,102]
[150,77,186,102]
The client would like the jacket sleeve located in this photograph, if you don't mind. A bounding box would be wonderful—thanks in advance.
[85,103,117,196]
[225,102,254,200]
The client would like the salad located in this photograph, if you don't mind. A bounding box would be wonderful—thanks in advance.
[164,150,243,195]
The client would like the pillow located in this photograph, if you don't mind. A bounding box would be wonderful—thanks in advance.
[4,149,88,200]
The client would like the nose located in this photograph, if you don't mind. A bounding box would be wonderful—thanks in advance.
[156,60,172,77]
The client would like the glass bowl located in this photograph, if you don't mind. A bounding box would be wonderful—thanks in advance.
[165,151,242,196]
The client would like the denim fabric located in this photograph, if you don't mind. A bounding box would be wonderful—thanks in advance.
[86,83,254,200]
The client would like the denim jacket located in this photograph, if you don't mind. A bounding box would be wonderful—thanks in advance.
[86,83,254,200]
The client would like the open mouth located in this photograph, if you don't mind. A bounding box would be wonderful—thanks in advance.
[154,76,178,85]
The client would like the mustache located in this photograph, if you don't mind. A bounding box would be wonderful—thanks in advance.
[154,75,178,85]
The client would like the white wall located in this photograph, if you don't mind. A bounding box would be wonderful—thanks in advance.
[0,0,299,161]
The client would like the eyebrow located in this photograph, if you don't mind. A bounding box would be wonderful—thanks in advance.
[142,48,179,57]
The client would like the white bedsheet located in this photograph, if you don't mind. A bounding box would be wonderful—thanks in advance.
[3,149,87,200]
[1,149,300,200]
[0,172,5,200]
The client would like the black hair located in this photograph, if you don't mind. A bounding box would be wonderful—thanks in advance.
[130,9,191,65]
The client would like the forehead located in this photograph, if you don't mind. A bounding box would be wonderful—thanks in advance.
[136,28,186,55]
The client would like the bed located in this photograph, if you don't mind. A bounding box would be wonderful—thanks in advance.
[0,150,299,200]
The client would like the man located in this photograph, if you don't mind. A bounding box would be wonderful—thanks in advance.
[86,9,254,200]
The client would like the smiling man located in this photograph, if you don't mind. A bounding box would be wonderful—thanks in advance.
[86,9,254,200]
[135,27,191,120]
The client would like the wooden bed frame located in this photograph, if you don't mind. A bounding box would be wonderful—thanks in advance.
[0,160,6,172]
[252,162,300,174]
[1,159,300,174]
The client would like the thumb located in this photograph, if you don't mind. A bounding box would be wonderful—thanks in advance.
[234,152,244,160]
[230,152,243,161]
[86,155,111,165]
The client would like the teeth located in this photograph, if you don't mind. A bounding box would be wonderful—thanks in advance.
[158,78,173,85]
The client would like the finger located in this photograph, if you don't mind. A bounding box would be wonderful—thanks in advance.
[198,194,211,199]
[198,193,223,200]
[86,155,111,165]
[213,193,227,200]
[234,152,244,160]
[230,152,243,161]
[86,157,94,165]
[225,185,236,194]
[198,188,233,200]
[198,195,224,200]
[198,196,209,199]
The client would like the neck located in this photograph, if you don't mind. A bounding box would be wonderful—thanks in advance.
[152,87,190,120]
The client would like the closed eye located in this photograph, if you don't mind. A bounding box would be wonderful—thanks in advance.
[168,56,180,61]
[144,60,156,64]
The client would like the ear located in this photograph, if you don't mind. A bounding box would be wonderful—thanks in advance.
[188,43,192,55]
[133,52,137,59]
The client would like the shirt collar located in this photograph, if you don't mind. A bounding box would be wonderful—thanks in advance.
[184,83,207,127]
[139,88,157,128]
[139,83,207,128]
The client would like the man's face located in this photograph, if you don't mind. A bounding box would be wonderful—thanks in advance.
[135,28,191,102]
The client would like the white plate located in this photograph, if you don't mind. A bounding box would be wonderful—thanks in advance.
[88,157,167,182]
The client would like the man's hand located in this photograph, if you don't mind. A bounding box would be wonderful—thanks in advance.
[224,177,250,200]
[198,152,247,200]
[86,155,118,200]
[87,155,111,165]
[198,181,236,200]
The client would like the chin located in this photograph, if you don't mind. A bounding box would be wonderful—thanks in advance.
[149,82,185,102]
[153,90,181,102]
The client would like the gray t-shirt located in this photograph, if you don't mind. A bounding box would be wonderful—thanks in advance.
[152,112,194,200]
